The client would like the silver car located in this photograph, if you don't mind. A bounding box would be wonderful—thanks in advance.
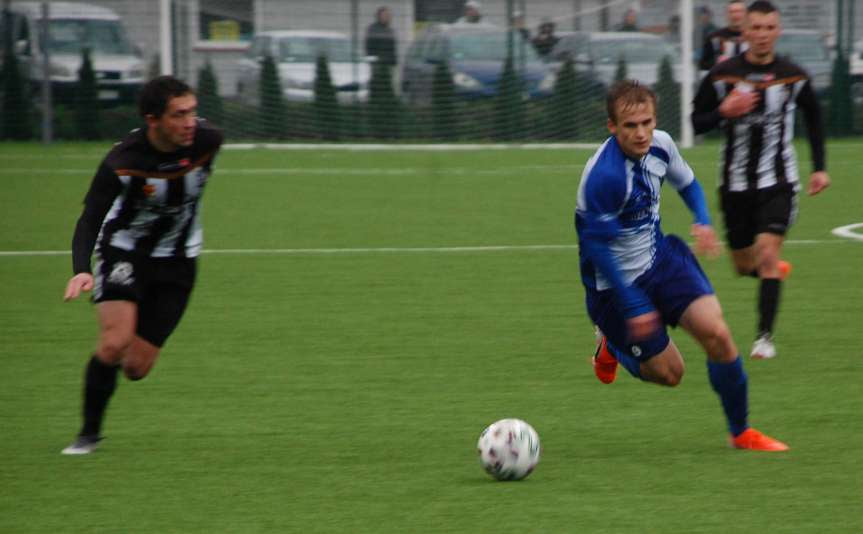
[236,30,371,105]
[578,32,681,88]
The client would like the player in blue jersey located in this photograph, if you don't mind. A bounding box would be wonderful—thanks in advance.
[575,80,788,451]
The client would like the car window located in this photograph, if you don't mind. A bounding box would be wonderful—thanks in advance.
[247,36,262,58]
[449,31,539,62]
[550,34,588,62]
[280,36,352,63]
[40,18,135,55]
[420,35,443,61]
[589,36,678,64]
[406,36,426,61]
[776,34,829,62]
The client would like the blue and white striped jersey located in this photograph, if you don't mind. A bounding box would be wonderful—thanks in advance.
[575,130,704,301]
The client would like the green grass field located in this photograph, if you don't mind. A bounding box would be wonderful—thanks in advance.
[1,140,862,533]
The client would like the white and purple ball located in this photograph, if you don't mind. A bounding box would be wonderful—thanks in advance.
[477,418,540,481]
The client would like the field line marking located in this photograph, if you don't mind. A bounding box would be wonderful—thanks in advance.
[221,143,600,151]
[0,238,859,258]
[831,223,863,241]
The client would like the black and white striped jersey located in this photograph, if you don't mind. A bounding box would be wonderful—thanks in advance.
[691,54,825,194]
[72,119,223,274]
[698,27,749,71]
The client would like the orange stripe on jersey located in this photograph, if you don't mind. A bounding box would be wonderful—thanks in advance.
[713,75,807,90]
[116,151,216,180]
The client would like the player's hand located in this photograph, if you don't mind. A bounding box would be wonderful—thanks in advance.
[719,88,760,118]
[807,171,830,196]
[64,273,94,301]
[691,224,721,259]
[626,311,661,342]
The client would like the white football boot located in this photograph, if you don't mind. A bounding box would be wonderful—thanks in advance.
[750,334,777,359]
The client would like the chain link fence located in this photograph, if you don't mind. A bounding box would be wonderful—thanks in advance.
[1,0,861,143]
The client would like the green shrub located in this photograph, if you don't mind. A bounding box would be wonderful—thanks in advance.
[258,54,288,139]
[314,54,340,140]
[431,61,458,140]
[1,44,34,139]
[75,48,100,140]
[197,60,224,126]
[368,62,400,139]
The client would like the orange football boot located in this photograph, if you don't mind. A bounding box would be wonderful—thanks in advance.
[778,260,792,280]
[730,428,789,451]
[592,335,618,384]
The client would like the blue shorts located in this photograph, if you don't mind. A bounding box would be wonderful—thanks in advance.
[585,234,714,361]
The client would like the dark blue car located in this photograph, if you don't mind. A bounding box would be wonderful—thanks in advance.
[401,24,556,106]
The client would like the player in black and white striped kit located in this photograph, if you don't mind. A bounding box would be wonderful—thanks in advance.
[61,76,223,454]
[698,1,748,71]
[691,1,830,361]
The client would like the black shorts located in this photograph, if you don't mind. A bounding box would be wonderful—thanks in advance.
[92,246,197,347]
[719,184,798,250]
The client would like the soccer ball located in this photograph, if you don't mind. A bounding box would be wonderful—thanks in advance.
[476,418,540,481]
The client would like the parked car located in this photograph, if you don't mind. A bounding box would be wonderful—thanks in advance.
[554,31,680,88]
[236,30,371,105]
[775,29,831,96]
[0,1,146,104]
[400,24,556,106]
[545,31,612,93]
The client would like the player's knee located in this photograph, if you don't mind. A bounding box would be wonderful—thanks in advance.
[734,264,752,276]
[97,335,132,362]
[649,361,684,387]
[123,365,149,381]
[705,321,731,344]
[123,356,156,380]
[661,365,684,387]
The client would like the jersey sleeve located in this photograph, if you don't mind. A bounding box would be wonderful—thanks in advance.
[655,131,711,227]
[795,79,826,172]
[698,35,716,71]
[71,162,122,274]
[691,73,724,134]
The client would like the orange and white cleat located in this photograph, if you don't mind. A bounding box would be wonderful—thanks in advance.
[778,260,792,280]
[592,333,618,384]
[730,428,789,452]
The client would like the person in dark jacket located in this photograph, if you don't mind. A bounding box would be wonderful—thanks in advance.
[365,6,397,67]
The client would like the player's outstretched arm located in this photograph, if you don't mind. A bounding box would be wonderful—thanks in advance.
[64,273,94,301]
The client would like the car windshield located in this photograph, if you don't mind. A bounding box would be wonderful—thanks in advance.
[590,37,678,64]
[449,32,540,62]
[43,19,136,55]
[279,37,352,63]
[776,34,829,62]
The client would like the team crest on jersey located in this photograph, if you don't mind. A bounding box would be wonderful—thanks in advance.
[142,184,157,196]
[108,262,134,286]
[157,158,191,172]
[631,345,642,357]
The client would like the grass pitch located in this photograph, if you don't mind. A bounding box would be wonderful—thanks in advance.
[1,140,862,533]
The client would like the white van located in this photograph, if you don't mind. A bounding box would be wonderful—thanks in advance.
[1,2,146,104]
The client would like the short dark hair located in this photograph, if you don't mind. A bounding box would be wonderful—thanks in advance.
[747,1,778,15]
[606,80,657,123]
[138,75,194,118]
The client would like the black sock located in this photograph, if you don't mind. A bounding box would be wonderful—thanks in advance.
[80,355,119,437]
[758,279,782,337]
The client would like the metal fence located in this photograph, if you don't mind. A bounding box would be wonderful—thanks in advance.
[1,0,861,143]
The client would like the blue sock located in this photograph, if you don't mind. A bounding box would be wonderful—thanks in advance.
[606,340,643,379]
[707,357,749,437]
